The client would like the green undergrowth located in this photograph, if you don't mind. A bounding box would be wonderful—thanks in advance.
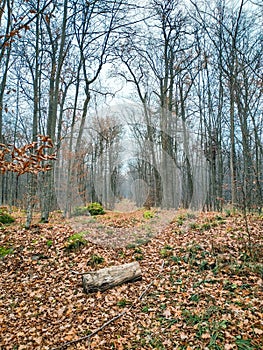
[87,202,105,216]
[143,210,155,219]
[0,245,13,258]
[72,202,105,217]
[0,210,15,225]
[65,232,87,250]
[87,254,105,266]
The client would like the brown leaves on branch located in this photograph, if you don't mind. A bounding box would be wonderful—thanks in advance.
[0,0,53,49]
[0,135,56,175]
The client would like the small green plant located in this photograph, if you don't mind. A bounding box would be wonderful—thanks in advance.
[0,210,15,224]
[118,250,126,258]
[198,260,209,271]
[134,247,142,254]
[117,298,132,307]
[135,254,144,261]
[85,217,97,223]
[175,213,187,226]
[249,262,263,277]
[65,232,87,250]
[149,337,165,349]
[201,222,212,231]
[46,240,53,247]
[182,309,202,325]
[87,202,105,216]
[106,229,114,235]
[0,246,13,258]
[171,255,181,263]
[160,245,173,258]
[189,293,200,302]
[186,212,196,219]
[224,209,232,217]
[235,336,254,349]
[176,218,184,226]
[143,210,154,219]
[87,254,104,266]
[142,305,149,312]
[223,280,238,291]
[189,222,199,229]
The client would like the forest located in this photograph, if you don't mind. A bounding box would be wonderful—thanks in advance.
[0,0,262,220]
[0,0,263,349]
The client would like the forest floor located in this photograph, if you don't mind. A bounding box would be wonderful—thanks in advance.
[0,205,263,350]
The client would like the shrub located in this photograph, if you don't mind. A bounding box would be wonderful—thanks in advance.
[0,210,15,224]
[87,202,105,216]
[65,232,87,250]
[72,206,90,216]
[143,210,154,219]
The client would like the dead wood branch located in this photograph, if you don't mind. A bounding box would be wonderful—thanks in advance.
[82,261,142,293]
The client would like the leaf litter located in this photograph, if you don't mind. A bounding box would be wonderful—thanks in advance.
[0,209,262,349]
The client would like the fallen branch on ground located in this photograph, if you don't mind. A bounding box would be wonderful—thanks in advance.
[82,261,142,293]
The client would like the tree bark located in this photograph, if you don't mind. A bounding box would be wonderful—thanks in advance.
[82,262,142,293]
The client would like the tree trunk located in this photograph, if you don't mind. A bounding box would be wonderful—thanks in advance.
[82,262,142,293]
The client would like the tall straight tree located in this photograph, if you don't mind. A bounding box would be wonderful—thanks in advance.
[0,0,14,204]
[40,0,70,222]
[149,0,188,208]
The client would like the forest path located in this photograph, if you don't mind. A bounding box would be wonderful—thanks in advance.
[67,208,179,248]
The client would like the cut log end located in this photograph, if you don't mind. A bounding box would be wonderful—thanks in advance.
[82,261,142,293]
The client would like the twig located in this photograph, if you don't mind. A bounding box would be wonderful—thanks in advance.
[52,260,165,349]
[51,310,127,350]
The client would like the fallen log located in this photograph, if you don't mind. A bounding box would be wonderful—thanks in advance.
[82,261,142,293]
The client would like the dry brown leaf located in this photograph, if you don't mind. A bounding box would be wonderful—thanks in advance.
[254,328,263,335]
